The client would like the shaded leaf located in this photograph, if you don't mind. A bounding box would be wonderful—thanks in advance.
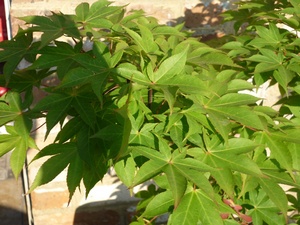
[67,153,83,202]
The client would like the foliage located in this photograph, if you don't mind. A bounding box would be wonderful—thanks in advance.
[0,0,300,224]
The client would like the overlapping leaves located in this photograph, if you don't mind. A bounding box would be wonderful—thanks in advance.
[0,1,300,225]
[0,92,35,177]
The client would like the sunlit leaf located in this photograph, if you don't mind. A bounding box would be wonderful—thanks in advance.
[172,189,223,225]
[143,190,174,217]
[258,178,288,219]
[154,48,188,83]
[116,63,151,85]
[10,139,28,178]
[114,155,136,187]
[163,164,187,208]
[20,13,80,48]
[263,132,294,177]
[132,159,167,187]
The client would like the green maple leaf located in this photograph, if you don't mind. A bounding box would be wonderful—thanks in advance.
[29,142,82,200]
[248,190,286,225]
[0,31,37,81]
[172,188,224,225]
[20,13,80,48]
[0,92,36,177]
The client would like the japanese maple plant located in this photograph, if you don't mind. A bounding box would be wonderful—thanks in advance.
[1,0,300,224]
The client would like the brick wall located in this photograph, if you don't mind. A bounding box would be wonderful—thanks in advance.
[9,1,238,225]
[10,0,237,37]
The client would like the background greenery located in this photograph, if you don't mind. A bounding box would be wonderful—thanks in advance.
[0,0,300,224]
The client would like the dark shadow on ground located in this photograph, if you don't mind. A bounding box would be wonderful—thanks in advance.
[73,201,136,225]
[0,205,29,225]
[73,178,139,225]
[0,154,31,225]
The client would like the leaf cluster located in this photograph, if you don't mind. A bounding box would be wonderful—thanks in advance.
[0,0,300,224]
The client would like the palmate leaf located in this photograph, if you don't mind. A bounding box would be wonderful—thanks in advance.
[1,69,50,95]
[0,132,34,178]
[29,142,78,192]
[153,48,188,83]
[206,106,265,131]
[210,93,260,107]
[29,41,76,69]
[82,153,108,198]
[76,124,94,165]
[132,159,167,187]
[58,67,110,104]
[289,143,300,171]
[263,132,294,177]
[116,63,151,86]
[172,189,223,225]
[248,190,286,225]
[73,53,109,72]
[163,164,187,209]
[132,145,216,209]
[258,178,288,220]
[10,138,28,177]
[160,86,179,115]
[31,142,75,161]
[67,153,83,203]
[173,166,215,201]
[262,169,300,189]
[0,135,22,157]
[73,96,96,128]
[114,154,136,187]
[187,46,236,67]
[227,79,254,92]
[123,24,158,54]
[0,31,35,81]
[0,92,23,125]
[274,66,295,94]
[164,74,209,96]
[143,190,174,217]
[32,93,73,137]
[213,138,259,155]
[270,128,300,144]
[0,93,33,178]
[75,0,121,29]
[130,145,169,162]
[58,67,97,88]
[129,123,157,148]
[207,160,235,198]
[209,153,263,177]
[29,41,80,79]
[204,110,231,142]
[250,24,282,48]
[20,13,80,48]
[114,101,132,160]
